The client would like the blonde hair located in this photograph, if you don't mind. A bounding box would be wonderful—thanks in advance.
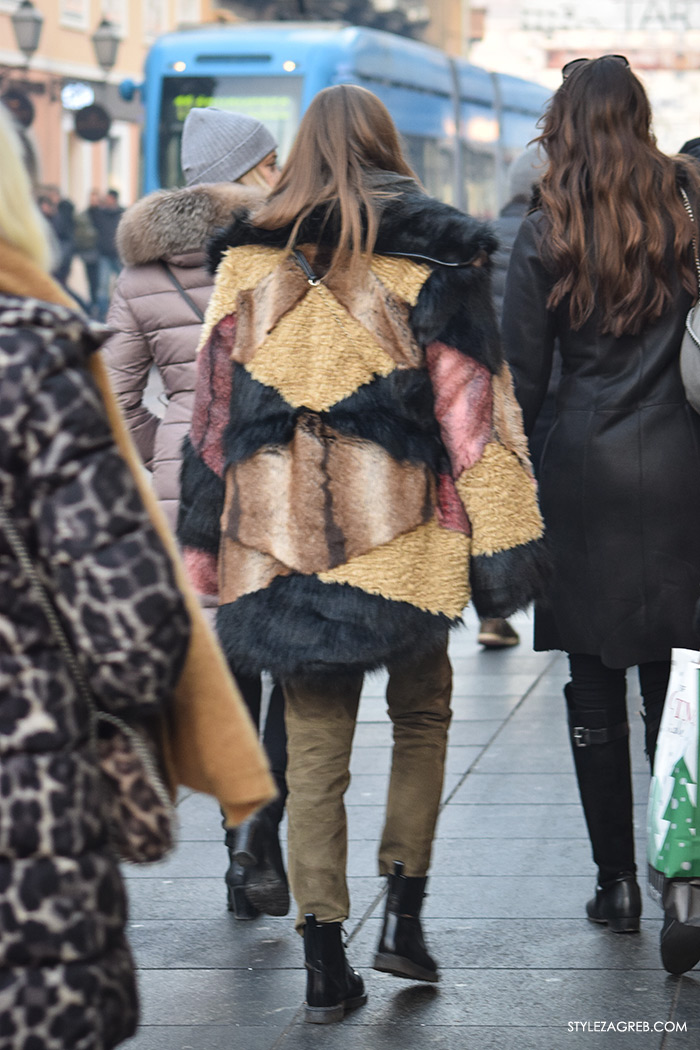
[0,103,51,271]
[237,164,272,190]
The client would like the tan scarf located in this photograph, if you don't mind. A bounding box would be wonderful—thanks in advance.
[0,239,275,825]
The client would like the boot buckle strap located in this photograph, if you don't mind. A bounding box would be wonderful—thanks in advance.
[572,722,629,748]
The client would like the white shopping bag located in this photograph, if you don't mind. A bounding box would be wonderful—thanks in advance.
[647,649,700,900]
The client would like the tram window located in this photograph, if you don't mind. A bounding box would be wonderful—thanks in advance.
[402,134,454,205]
[462,145,497,220]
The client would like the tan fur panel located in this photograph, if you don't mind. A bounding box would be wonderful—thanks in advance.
[457,442,544,557]
[222,420,435,574]
[245,284,397,409]
[197,245,285,351]
[218,534,289,604]
[234,255,310,365]
[319,517,471,618]
[324,265,423,369]
[370,254,430,306]
[492,365,533,472]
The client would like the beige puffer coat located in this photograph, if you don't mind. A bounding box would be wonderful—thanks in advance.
[103,182,263,530]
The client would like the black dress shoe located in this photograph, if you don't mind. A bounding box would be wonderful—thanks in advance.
[660,914,700,975]
[373,861,439,982]
[303,914,367,1024]
[586,873,641,933]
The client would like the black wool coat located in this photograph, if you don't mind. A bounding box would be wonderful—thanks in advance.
[502,210,700,668]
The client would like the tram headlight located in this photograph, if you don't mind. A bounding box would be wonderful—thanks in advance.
[283,60,297,72]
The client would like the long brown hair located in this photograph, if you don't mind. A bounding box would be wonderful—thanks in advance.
[251,84,416,275]
[536,56,700,336]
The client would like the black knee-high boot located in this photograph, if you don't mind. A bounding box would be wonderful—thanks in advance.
[565,684,641,932]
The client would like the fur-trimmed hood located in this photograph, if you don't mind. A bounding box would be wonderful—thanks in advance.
[117,182,265,267]
[207,175,497,276]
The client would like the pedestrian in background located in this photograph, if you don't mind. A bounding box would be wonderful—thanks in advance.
[103,107,289,922]
[502,55,700,937]
[74,188,101,315]
[93,187,124,320]
[178,83,547,1022]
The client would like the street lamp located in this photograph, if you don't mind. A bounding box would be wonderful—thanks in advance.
[11,0,44,63]
[91,18,120,74]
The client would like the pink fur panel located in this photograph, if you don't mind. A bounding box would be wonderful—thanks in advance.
[426,340,493,476]
[183,546,219,597]
[191,315,236,477]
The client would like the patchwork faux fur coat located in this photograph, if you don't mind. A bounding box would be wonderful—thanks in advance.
[178,177,547,677]
[103,182,263,530]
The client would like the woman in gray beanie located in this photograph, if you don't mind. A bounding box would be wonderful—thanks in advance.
[102,108,288,923]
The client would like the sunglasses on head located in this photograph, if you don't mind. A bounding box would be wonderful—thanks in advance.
[562,55,630,80]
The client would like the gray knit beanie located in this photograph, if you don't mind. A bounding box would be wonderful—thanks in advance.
[181,107,277,186]
[507,145,545,202]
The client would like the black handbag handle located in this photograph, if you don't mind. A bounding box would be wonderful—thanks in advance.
[160,262,206,322]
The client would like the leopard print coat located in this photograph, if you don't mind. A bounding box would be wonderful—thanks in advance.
[0,294,190,1049]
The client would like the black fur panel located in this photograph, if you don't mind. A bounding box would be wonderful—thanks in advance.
[176,437,224,556]
[216,574,454,677]
[207,183,497,274]
[223,363,297,465]
[327,369,449,473]
[223,365,450,474]
[411,265,503,373]
[470,538,551,619]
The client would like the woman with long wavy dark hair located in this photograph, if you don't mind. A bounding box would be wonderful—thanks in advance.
[502,56,700,968]
[179,83,547,1019]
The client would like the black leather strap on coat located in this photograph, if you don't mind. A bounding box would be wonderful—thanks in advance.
[292,248,321,285]
[160,262,205,322]
[570,722,629,748]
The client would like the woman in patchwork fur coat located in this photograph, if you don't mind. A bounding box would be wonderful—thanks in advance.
[178,84,548,1022]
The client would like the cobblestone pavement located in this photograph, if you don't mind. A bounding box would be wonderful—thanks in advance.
[122,608,700,1050]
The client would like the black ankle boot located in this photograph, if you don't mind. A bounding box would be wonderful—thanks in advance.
[660,914,700,974]
[373,861,439,982]
[224,828,259,920]
[586,873,641,933]
[303,913,367,1024]
[234,810,290,917]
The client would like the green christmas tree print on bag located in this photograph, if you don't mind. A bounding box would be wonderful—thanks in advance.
[648,650,700,901]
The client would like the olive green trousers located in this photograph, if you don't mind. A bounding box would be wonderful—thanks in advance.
[282,642,452,930]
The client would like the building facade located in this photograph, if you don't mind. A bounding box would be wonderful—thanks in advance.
[0,0,216,208]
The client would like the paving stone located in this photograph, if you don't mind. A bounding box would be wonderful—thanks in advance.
[347,916,665,970]
[135,968,301,1025]
[124,1027,283,1050]
[277,1023,662,1050]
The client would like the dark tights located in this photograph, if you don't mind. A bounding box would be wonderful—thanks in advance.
[234,671,288,826]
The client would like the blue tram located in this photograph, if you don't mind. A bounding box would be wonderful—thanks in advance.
[129,22,550,218]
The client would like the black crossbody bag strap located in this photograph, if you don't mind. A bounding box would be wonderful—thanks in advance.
[160,262,205,322]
